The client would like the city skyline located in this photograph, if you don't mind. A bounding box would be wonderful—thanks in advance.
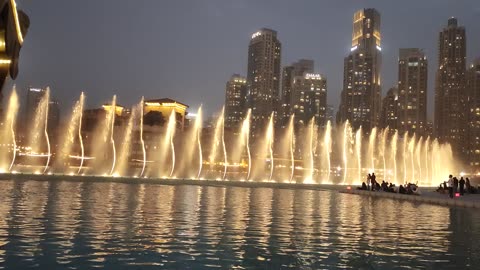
[4,1,480,119]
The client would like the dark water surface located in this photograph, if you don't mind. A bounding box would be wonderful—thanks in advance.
[0,179,478,269]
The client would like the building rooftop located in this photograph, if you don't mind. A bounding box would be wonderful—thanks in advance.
[144,98,188,108]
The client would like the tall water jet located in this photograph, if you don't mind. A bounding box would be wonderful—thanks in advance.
[288,115,295,183]
[243,110,252,180]
[195,106,203,179]
[323,120,332,183]
[391,130,398,184]
[408,133,416,182]
[304,117,317,184]
[355,127,362,184]
[424,136,430,185]
[25,87,51,172]
[342,121,350,184]
[113,103,137,176]
[380,127,388,180]
[77,93,85,174]
[368,127,377,173]
[209,107,225,179]
[108,95,117,175]
[231,109,251,180]
[167,110,176,177]
[139,97,146,177]
[221,110,227,180]
[415,136,423,182]
[43,88,51,173]
[266,112,275,181]
[0,88,19,172]
[402,131,409,184]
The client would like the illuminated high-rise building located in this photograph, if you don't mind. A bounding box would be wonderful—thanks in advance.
[466,59,480,168]
[337,8,382,134]
[380,86,398,130]
[291,73,327,127]
[280,59,314,126]
[224,74,247,128]
[397,48,428,136]
[247,28,281,134]
[434,17,466,156]
[25,87,47,124]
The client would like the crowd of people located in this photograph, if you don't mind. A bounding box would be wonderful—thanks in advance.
[436,175,477,198]
[357,173,420,195]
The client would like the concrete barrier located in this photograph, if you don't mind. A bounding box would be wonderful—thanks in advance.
[341,189,480,209]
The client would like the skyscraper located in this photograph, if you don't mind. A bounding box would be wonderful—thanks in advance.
[466,59,480,168]
[25,87,46,124]
[337,8,382,134]
[291,73,327,127]
[224,74,247,129]
[280,59,314,126]
[397,48,428,136]
[380,86,398,130]
[434,17,466,155]
[247,28,281,134]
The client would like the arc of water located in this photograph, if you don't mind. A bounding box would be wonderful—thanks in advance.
[43,88,51,173]
[308,118,315,183]
[109,95,117,175]
[139,97,146,177]
[268,112,274,181]
[77,93,85,175]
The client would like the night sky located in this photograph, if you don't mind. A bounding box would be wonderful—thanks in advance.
[9,0,480,119]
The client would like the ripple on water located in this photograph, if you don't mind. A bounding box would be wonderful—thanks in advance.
[0,180,478,269]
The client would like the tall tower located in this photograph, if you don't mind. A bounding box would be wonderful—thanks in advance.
[397,48,428,136]
[380,86,398,130]
[337,8,382,134]
[466,59,480,168]
[434,17,466,155]
[224,74,247,129]
[280,59,314,126]
[247,28,281,134]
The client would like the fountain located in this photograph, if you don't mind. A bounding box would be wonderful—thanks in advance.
[0,87,19,172]
[0,89,462,187]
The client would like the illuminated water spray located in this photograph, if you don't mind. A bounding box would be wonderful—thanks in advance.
[77,93,85,174]
[209,106,224,179]
[139,97,146,177]
[243,109,252,180]
[355,127,362,184]
[403,131,409,184]
[108,95,117,175]
[342,121,350,184]
[3,88,19,172]
[380,127,388,180]
[288,114,295,182]
[43,88,51,173]
[323,120,332,183]
[266,112,275,181]
[392,130,398,184]
[416,136,423,182]
[410,134,416,181]
[195,106,203,179]
[368,127,376,173]
[167,110,176,177]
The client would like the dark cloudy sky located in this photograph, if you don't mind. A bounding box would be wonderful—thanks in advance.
[8,0,480,119]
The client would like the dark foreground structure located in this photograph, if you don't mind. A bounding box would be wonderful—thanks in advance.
[0,0,29,95]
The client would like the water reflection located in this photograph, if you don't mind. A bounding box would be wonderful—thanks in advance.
[0,179,478,269]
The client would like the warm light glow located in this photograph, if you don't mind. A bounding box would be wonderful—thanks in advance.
[10,0,24,45]
[0,59,11,65]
